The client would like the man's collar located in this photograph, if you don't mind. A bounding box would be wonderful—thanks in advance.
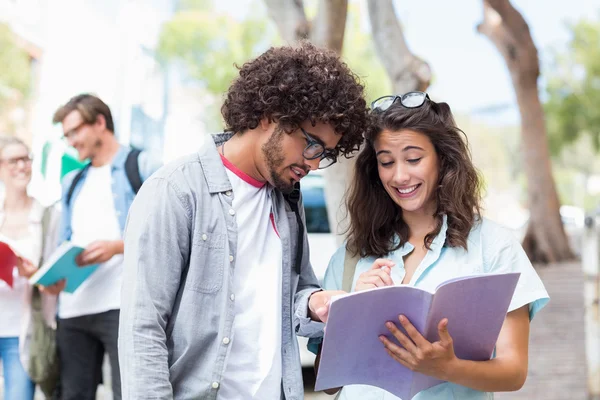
[196,133,235,194]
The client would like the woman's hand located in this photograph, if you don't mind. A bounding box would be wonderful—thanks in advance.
[16,256,37,278]
[380,315,457,381]
[354,258,395,292]
[39,279,66,295]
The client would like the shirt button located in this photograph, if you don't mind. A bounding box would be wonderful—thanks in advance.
[202,234,208,241]
[222,337,230,345]
[211,382,219,389]
[225,190,232,196]
[230,294,235,301]
[229,209,235,216]
[229,255,234,262]
[116,211,121,217]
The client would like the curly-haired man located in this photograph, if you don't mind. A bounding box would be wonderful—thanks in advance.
[118,42,370,400]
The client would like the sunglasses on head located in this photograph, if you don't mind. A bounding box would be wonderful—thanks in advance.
[371,91,430,113]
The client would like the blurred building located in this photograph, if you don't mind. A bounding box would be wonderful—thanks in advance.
[0,0,46,144]
[0,0,210,203]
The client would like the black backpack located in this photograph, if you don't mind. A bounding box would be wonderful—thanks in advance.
[65,149,143,206]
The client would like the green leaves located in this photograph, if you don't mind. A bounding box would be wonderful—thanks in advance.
[156,3,276,96]
[0,23,32,101]
[545,17,600,155]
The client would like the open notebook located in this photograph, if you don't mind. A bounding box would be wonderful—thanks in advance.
[315,272,520,399]
[29,242,99,293]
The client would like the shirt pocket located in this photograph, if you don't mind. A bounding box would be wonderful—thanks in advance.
[189,231,226,294]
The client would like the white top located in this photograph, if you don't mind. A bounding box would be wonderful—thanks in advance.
[0,232,37,337]
[217,155,283,400]
[321,217,549,400]
[59,164,123,319]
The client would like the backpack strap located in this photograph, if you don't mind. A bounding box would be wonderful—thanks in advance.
[32,206,53,310]
[65,164,90,207]
[283,183,303,275]
[125,148,143,194]
[342,248,360,293]
[39,207,51,266]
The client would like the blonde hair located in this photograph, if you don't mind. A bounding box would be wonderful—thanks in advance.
[0,136,29,158]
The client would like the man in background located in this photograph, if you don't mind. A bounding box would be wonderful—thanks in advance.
[51,94,161,400]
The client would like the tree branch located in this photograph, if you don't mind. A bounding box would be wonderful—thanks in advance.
[477,0,539,85]
[367,0,430,93]
[311,0,348,54]
[478,0,573,262]
[486,0,534,42]
[263,0,309,43]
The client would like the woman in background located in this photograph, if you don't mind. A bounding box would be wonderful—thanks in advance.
[0,137,60,400]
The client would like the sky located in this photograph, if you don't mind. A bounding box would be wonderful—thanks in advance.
[392,0,600,122]
[218,0,600,125]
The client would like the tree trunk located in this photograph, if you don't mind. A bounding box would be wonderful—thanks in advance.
[478,0,573,263]
[263,0,309,43]
[367,0,431,94]
[310,0,348,54]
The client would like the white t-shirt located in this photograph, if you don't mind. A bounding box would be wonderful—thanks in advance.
[0,233,36,337]
[218,155,283,400]
[59,164,123,319]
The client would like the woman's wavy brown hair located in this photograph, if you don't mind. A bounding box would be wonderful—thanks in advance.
[345,98,483,258]
[221,41,369,157]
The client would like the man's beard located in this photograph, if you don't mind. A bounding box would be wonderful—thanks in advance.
[261,127,296,194]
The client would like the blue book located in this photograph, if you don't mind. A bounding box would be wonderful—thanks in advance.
[29,242,99,293]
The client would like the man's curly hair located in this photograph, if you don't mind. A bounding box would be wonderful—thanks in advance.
[221,41,369,157]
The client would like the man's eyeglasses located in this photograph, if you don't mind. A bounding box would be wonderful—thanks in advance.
[63,121,88,140]
[300,128,337,169]
[0,154,33,168]
[371,91,430,113]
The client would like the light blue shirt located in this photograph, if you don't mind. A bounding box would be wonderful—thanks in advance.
[313,216,549,400]
[58,146,161,244]
[119,134,325,399]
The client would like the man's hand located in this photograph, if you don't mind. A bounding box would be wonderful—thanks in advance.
[308,290,346,322]
[76,240,123,266]
[16,256,37,278]
[39,279,66,295]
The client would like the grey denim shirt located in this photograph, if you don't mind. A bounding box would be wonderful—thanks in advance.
[119,133,325,400]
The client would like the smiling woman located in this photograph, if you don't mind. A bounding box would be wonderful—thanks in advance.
[0,136,61,400]
[312,92,549,400]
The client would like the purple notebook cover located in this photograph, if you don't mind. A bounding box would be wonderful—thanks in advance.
[315,272,520,399]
